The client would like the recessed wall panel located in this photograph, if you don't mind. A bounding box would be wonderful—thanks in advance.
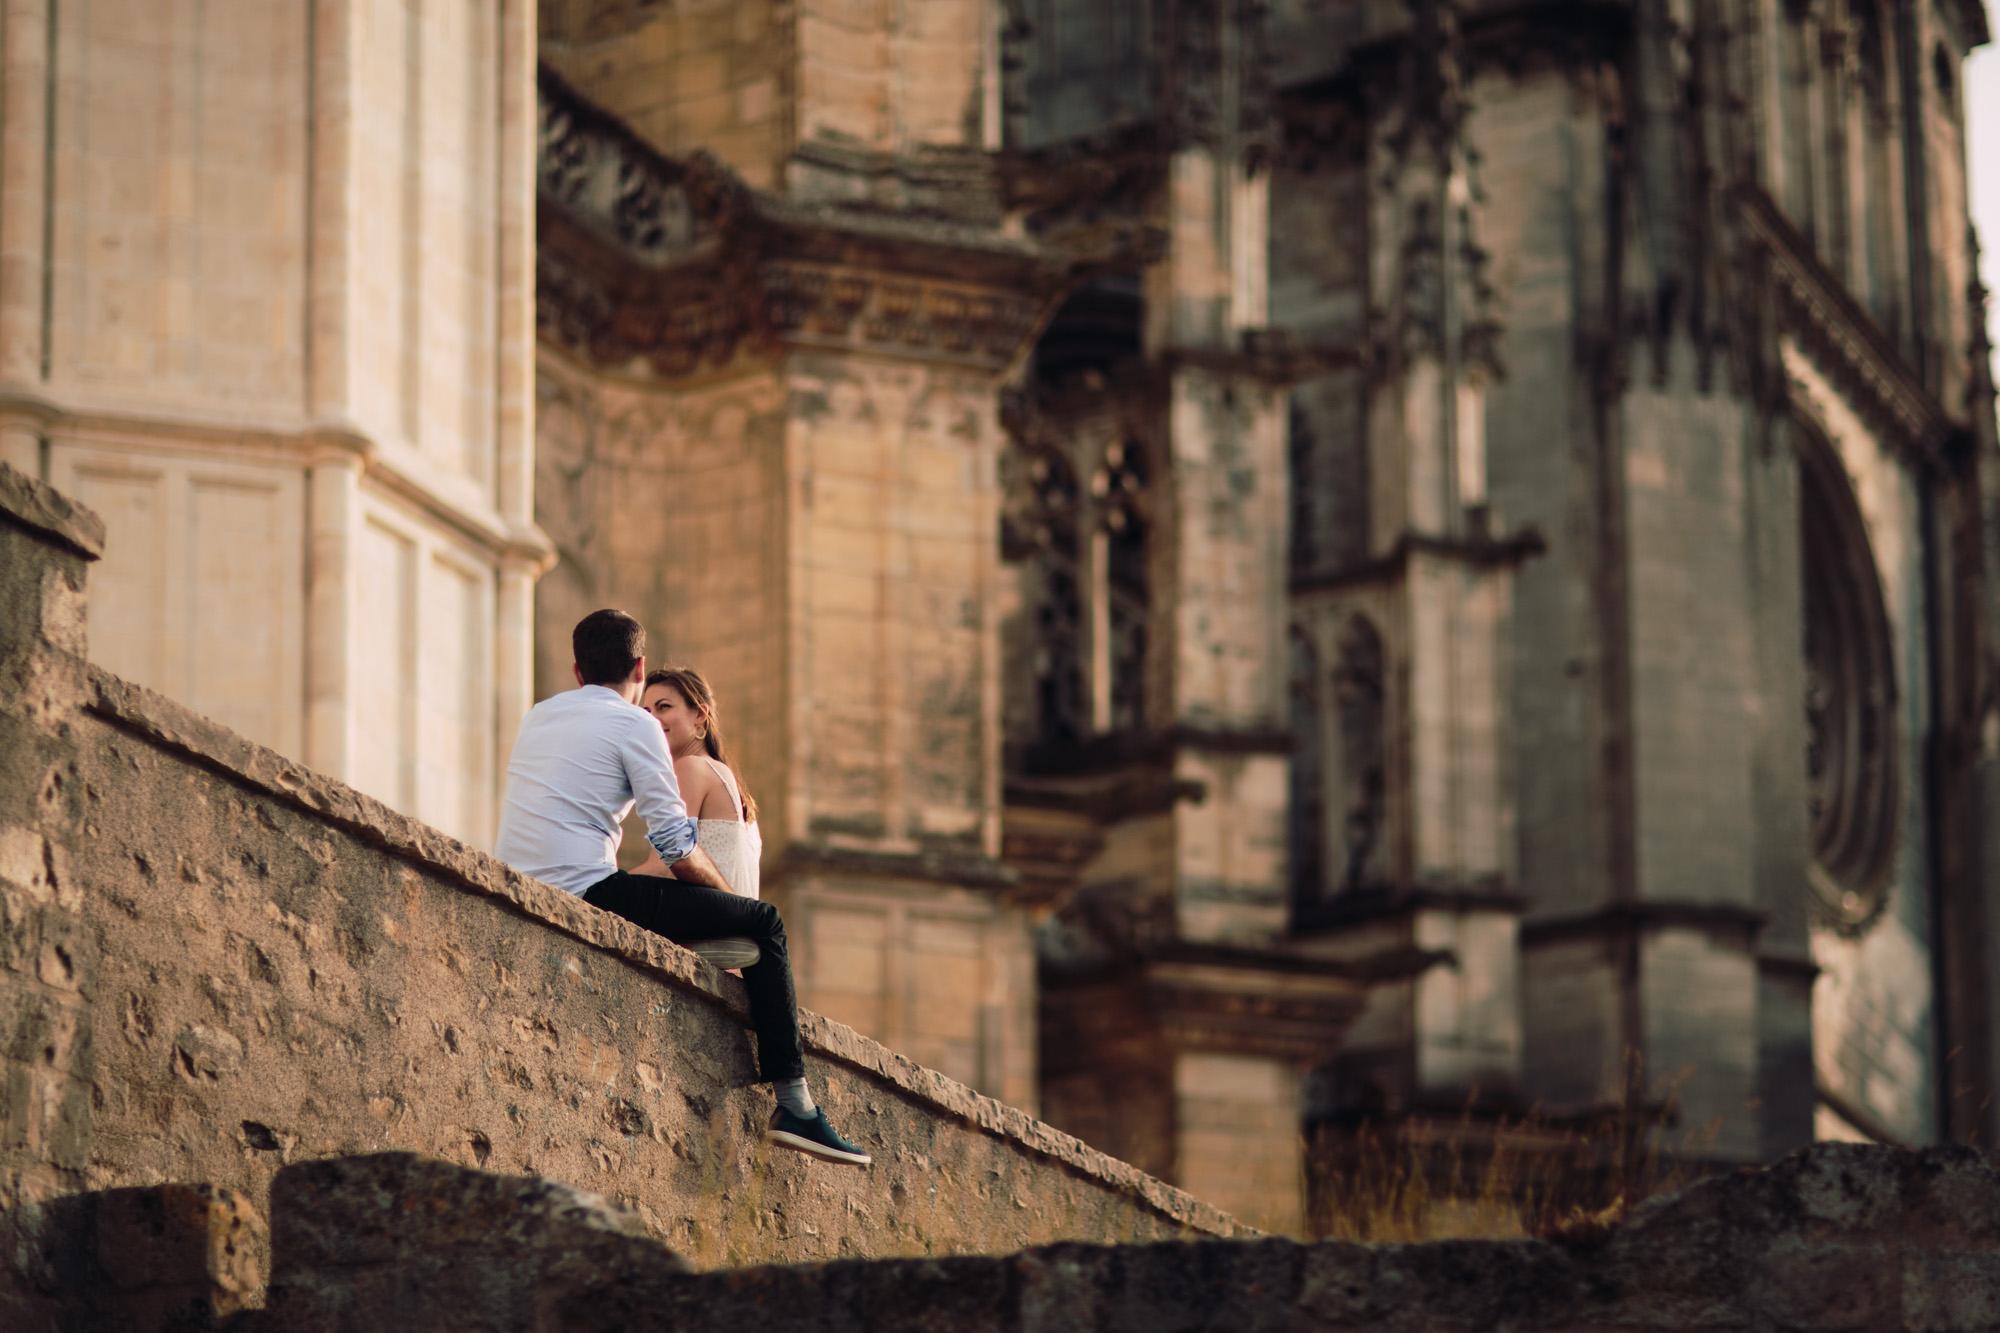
[59,461,170,694]
[353,517,418,814]
[51,0,308,408]
[417,551,490,845]
[188,476,302,755]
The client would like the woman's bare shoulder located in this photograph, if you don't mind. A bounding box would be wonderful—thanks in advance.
[673,753,717,798]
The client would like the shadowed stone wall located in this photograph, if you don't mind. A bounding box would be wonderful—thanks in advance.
[16,1140,2000,1330]
[0,462,1249,1292]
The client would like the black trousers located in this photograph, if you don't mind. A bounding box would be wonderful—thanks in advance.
[581,872,805,1083]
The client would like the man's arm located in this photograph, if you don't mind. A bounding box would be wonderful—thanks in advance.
[666,843,733,892]
[618,715,738,894]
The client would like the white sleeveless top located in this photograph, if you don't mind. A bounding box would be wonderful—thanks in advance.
[695,757,761,901]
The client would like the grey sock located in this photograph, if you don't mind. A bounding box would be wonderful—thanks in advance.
[774,1077,816,1118]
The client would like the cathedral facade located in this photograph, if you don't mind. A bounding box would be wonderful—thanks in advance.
[534,0,2000,1232]
[5,0,1996,1237]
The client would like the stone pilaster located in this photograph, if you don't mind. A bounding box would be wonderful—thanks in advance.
[0,0,551,849]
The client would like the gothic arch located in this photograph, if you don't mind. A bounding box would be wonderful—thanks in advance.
[1796,428,1900,931]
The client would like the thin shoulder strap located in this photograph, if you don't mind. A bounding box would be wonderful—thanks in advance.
[704,756,745,821]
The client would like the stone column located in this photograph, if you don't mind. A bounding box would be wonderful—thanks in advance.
[305,446,363,781]
[0,0,50,475]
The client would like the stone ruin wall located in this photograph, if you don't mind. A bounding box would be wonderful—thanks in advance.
[19,1137,2000,1330]
[0,461,1248,1296]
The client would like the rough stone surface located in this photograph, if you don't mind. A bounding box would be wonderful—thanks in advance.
[0,465,1249,1281]
[258,1153,689,1332]
[335,1143,2000,1332]
[0,1180,265,1332]
[24,1143,2000,1330]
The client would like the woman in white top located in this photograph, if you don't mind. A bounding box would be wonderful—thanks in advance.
[632,666,761,900]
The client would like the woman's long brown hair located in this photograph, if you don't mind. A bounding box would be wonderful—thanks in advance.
[644,666,758,822]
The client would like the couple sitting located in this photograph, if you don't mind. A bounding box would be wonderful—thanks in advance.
[494,609,870,1167]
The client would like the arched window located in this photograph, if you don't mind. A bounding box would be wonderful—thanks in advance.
[1289,628,1326,913]
[1333,614,1387,893]
[1797,429,1899,930]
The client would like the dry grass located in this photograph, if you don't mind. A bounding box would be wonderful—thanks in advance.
[1307,1067,1724,1243]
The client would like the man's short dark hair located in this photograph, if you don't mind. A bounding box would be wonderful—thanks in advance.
[573,609,646,686]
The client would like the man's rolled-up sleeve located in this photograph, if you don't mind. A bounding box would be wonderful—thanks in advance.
[619,715,699,865]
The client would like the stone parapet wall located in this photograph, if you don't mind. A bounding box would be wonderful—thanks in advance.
[14,1144,2000,1330]
[0,462,1246,1287]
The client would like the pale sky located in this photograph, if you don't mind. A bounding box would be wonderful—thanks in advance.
[1973,2,1999,387]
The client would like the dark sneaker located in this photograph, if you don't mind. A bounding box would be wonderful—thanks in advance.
[686,936,761,970]
[766,1107,872,1167]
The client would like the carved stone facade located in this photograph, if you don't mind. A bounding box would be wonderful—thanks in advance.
[12,0,1994,1248]
[532,0,2000,1235]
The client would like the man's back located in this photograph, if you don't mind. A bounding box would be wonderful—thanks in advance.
[496,685,691,896]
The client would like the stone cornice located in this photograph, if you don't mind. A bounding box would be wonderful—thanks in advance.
[997,805,1109,911]
[1942,0,1992,50]
[1290,526,1546,595]
[1291,883,1526,934]
[1043,943,1377,1065]
[537,65,1075,380]
[1012,724,1292,779]
[1141,955,1368,1065]
[771,840,1020,894]
[0,386,554,570]
[1519,899,1771,948]
[1736,185,1957,472]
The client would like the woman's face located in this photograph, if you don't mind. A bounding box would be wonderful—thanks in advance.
[643,683,704,754]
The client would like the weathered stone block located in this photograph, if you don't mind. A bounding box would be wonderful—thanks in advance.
[262,1153,685,1333]
[0,1180,264,1332]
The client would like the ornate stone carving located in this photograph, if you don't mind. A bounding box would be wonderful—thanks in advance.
[538,66,745,265]
[1743,186,1954,468]
[1000,125,1170,274]
[537,65,1069,379]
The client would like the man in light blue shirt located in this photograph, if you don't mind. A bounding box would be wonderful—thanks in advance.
[495,609,870,1167]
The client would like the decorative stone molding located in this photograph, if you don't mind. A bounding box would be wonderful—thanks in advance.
[1142,950,1370,1064]
[537,66,749,266]
[1289,527,1546,597]
[999,128,1171,274]
[1738,185,1955,469]
[536,66,1071,380]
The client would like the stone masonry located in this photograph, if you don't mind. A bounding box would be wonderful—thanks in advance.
[16,1139,2000,1329]
[0,460,1249,1287]
[7,0,2000,1256]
